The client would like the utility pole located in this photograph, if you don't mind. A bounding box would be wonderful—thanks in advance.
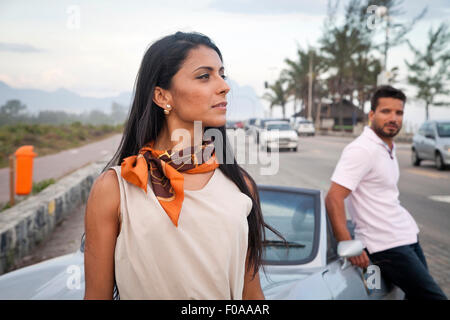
[308,50,313,120]
[383,9,390,71]
[376,6,392,85]
[9,154,15,206]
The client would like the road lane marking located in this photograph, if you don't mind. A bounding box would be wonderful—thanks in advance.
[428,196,450,204]
[406,168,449,179]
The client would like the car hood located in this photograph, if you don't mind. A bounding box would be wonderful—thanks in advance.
[261,267,333,300]
[265,130,298,139]
[0,251,85,300]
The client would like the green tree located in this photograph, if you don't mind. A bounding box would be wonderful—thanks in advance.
[320,13,365,127]
[110,102,128,125]
[0,99,27,116]
[263,79,290,119]
[405,23,450,120]
[319,0,421,127]
[352,50,382,111]
[87,110,110,125]
[0,99,28,125]
[283,47,326,116]
[366,0,427,70]
[35,110,73,125]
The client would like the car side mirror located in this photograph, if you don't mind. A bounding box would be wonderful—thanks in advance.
[337,240,364,269]
[425,134,435,140]
[80,233,85,253]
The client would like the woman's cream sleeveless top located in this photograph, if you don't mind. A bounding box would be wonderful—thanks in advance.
[109,166,253,300]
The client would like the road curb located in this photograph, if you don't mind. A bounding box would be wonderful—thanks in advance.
[318,131,413,143]
[0,159,108,275]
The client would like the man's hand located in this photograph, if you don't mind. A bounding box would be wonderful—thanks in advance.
[349,250,370,269]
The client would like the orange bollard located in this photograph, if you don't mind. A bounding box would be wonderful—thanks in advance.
[14,145,37,195]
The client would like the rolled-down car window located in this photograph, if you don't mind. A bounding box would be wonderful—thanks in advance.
[260,189,318,264]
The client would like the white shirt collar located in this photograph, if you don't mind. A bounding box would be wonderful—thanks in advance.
[362,126,396,158]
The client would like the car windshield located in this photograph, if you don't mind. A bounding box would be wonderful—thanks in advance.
[260,189,317,264]
[437,122,450,137]
[299,120,312,124]
[266,124,292,131]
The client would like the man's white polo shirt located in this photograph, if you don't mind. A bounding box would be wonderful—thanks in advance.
[331,126,419,254]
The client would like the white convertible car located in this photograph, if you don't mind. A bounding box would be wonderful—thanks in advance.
[0,185,404,300]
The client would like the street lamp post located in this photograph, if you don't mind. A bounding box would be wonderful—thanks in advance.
[308,50,313,121]
[375,5,389,71]
[376,6,393,86]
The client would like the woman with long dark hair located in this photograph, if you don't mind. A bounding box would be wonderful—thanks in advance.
[83,31,282,299]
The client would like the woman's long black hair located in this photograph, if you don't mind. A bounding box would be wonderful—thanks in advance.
[102,31,284,299]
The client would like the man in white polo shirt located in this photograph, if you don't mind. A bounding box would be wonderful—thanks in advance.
[325,85,447,300]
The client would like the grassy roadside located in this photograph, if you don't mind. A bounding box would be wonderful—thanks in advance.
[0,122,124,169]
[0,122,123,212]
[0,178,57,212]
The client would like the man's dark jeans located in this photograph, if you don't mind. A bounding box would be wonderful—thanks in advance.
[366,241,447,300]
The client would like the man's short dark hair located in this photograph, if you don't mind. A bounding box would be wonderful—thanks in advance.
[370,85,406,111]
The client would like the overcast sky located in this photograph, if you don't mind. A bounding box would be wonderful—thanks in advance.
[0,0,449,127]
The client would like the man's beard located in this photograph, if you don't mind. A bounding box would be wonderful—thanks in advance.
[372,122,401,138]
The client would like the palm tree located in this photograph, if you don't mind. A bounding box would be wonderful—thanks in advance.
[320,0,384,128]
[320,21,364,128]
[352,51,382,110]
[263,79,290,119]
[283,48,309,115]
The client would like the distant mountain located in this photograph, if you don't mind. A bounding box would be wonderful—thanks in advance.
[0,79,264,119]
[0,81,133,114]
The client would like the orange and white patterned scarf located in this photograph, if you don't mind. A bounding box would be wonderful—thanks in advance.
[120,140,219,227]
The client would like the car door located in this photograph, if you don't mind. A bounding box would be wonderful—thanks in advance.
[423,122,437,159]
[321,218,370,299]
[322,218,399,300]
[414,123,426,157]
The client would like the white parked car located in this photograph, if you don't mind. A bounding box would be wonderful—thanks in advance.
[293,119,315,136]
[0,185,404,300]
[260,121,299,152]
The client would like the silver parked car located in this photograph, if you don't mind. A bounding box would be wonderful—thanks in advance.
[291,118,316,136]
[0,185,404,300]
[412,120,450,170]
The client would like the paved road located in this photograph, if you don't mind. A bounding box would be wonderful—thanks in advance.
[10,130,450,298]
[0,134,123,204]
[238,132,450,298]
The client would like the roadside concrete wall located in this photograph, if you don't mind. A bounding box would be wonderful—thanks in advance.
[318,130,413,143]
[0,159,108,275]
